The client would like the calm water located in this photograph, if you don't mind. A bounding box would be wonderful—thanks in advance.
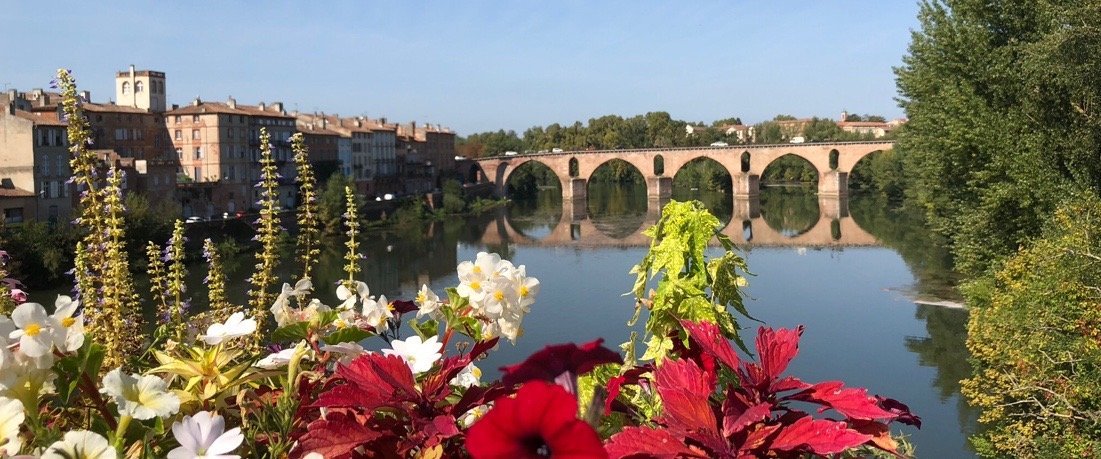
[29,184,978,457]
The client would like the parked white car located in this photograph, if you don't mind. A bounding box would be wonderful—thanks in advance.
[551,148,564,153]
[710,141,728,147]
[504,151,518,156]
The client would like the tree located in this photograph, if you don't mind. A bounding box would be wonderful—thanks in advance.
[896,0,1101,277]
[318,173,353,236]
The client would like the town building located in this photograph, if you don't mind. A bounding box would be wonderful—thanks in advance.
[836,111,905,139]
[165,98,297,217]
[0,103,73,224]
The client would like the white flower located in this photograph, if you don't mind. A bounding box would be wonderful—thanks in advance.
[270,279,313,326]
[360,294,392,332]
[336,281,369,310]
[382,335,442,374]
[0,349,56,403]
[199,312,257,346]
[168,411,244,459]
[458,404,491,428]
[0,396,24,456]
[101,368,180,420]
[449,363,481,388]
[515,271,540,310]
[320,342,368,365]
[9,302,58,357]
[42,430,116,459]
[415,284,441,318]
[254,347,310,370]
[51,295,85,353]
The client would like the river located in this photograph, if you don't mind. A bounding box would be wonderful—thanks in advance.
[27,184,978,457]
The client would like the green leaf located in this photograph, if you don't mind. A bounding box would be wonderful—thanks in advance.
[322,327,373,345]
[272,322,311,342]
[409,318,440,340]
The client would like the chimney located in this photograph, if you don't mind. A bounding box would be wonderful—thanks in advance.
[258,102,266,111]
[5,101,13,115]
[227,97,236,109]
[840,111,848,122]
[172,104,179,110]
[272,101,283,113]
[321,117,327,129]
[79,90,90,102]
[354,119,362,128]
[380,117,387,124]
[192,97,202,106]
[129,64,135,78]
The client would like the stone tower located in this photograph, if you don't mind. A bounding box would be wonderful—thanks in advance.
[115,65,167,112]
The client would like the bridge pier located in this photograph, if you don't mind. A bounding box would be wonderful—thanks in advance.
[733,196,761,221]
[564,197,588,222]
[563,178,587,201]
[818,171,849,197]
[646,176,672,200]
[818,195,850,220]
[733,173,760,199]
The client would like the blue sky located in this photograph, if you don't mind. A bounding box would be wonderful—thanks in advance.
[1,1,920,134]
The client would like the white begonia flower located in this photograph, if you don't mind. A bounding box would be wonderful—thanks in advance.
[199,312,257,346]
[1,349,56,405]
[514,268,540,310]
[255,347,302,370]
[42,430,116,459]
[382,335,442,374]
[101,368,180,420]
[336,281,369,310]
[9,302,58,358]
[168,411,244,459]
[0,396,24,456]
[458,404,491,428]
[415,284,441,318]
[360,294,392,331]
[449,363,481,388]
[270,278,314,326]
[51,295,85,353]
[320,342,368,365]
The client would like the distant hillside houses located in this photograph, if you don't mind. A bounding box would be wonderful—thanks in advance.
[686,111,906,143]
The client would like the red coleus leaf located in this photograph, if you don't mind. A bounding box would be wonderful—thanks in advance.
[768,416,872,455]
[422,337,500,399]
[315,354,417,410]
[604,364,653,415]
[877,396,922,428]
[390,299,418,314]
[292,411,382,459]
[681,320,742,370]
[756,325,804,383]
[605,426,704,459]
[796,381,898,421]
[466,381,607,459]
[850,419,903,456]
[500,338,622,389]
[653,358,730,454]
[722,400,772,438]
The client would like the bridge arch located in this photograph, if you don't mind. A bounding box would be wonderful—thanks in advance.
[500,158,566,197]
[760,153,821,185]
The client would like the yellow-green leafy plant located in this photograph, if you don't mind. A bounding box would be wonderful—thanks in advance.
[98,166,144,369]
[246,127,281,348]
[292,133,320,285]
[164,219,189,342]
[203,238,237,323]
[342,185,361,290]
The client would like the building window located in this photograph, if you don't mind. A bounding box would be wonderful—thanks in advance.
[115,128,127,140]
[174,130,181,140]
[175,115,181,124]
[194,167,201,180]
[192,129,200,140]
[3,208,24,224]
[194,147,203,159]
[193,115,200,123]
[56,154,64,176]
[175,147,182,158]
[135,81,144,93]
[121,82,130,95]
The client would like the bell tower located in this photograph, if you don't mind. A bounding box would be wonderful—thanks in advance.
[115,65,167,112]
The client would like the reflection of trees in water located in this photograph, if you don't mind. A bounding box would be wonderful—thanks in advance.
[670,189,734,227]
[587,183,647,239]
[849,194,959,299]
[759,187,819,236]
[506,161,561,199]
[904,305,981,439]
[507,189,563,239]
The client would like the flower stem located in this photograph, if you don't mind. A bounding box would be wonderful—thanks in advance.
[114,414,132,450]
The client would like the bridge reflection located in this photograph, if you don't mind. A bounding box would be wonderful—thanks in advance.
[480,195,879,248]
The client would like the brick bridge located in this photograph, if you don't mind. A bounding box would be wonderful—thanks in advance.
[470,141,895,200]
[479,195,878,248]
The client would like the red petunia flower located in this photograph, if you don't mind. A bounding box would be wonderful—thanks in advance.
[500,339,622,393]
[466,381,608,459]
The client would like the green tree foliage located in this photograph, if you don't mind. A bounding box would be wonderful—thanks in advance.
[457,129,524,158]
[506,162,560,198]
[672,159,731,192]
[589,159,644,184]
[896,0,1101,277]
[849,149,910,202]
[761,155,817,183]
[441,179,466,214]
[318,173,354,236]
[961,195,1101,458]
